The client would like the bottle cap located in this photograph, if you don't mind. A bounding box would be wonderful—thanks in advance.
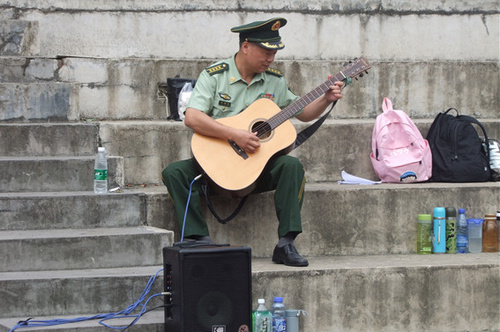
[484,214,496,220]
[258,299,265,304]
[467,218,483,225]
[417,214,432,221]
[98,147,105,152]
[459,208,465,214]
[445,207,456,217]
[433,207,446,218]
[497,210,500,217]
[274,297,283,303]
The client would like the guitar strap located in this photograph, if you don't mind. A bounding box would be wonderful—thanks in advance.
[293,100,337,150]
[200,179,248,224]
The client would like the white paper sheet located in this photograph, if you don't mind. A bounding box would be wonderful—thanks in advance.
[338,170,382,185]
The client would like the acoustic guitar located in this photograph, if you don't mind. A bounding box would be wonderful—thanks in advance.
[191,57,371,197]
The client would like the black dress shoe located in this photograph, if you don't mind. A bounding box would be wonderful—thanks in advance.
[272,243,309,267]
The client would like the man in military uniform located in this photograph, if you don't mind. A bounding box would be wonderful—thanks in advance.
[162,17,343,267]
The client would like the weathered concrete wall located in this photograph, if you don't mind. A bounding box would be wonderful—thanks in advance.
[1,1,498,61]
[1,1,498,121]
[1,57,499,121]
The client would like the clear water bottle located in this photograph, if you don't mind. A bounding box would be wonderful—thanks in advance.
[253,299,272,332]
[456,208,468,253]
[272,297,286,332]
[467,218,483,253]
[94,147,108,194]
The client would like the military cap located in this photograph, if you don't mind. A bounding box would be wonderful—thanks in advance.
[230,17,287,50]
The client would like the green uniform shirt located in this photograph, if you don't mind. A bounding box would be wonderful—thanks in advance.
[187,54,301,119]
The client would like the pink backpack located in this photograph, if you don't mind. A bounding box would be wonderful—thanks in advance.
[370,98,432,182]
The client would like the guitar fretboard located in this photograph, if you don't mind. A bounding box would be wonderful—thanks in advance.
[253,73,344,137]
[252,57,370,138]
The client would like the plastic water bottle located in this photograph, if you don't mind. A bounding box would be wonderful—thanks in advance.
[456,208,468,253]
[467,218,483,253]
[272,297,286,332]
[94,147,108,194]
[253,299,272,332]
[482,214,499,252]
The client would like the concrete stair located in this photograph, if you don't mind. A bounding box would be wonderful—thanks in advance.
[0,255,498,332]
[0,1,499,332]
[0,120,498,332]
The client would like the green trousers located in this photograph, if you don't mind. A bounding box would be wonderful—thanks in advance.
[161,155,305,239]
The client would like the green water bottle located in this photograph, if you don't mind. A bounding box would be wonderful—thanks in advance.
[417,214,432,254]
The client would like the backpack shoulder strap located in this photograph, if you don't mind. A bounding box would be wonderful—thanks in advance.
[457,115,490,160]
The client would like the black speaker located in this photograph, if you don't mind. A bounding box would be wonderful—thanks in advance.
[163,245,252,332]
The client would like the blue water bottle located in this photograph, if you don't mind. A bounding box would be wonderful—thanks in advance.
[272,297,286,332]
[432,207,446,253]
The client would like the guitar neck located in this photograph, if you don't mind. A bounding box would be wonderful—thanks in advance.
[265,71,347,130]
[252,57,371,137]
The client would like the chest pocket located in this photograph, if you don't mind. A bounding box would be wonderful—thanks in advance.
[211,92,236,118]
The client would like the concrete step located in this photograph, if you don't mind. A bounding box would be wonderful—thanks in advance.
[139,182,500,258]
[2,3,497,62]
[0,20,37,56]
[251,253,500,332]
[0,83,77,122]
[1,182,498,258]
[0,311,164,332]
[0,156,124,193]
[2,58,499,122]
[0,254,498,331]
[0,123,99,157]
[1,119,498,186]
[100,119,500,185]
[0,226,174,272]
[0,265,164,319]
[0,191,151,231]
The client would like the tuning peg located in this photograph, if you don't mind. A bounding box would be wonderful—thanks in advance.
[359,73,364,78]
[365,70,369,75]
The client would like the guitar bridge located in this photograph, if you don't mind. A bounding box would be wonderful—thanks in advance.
[228,140,248,160]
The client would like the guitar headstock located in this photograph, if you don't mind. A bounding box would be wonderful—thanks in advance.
[340,57,371,82]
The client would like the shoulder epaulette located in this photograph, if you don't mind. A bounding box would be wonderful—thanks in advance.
[266,67,282,77]
[205,62,229,76]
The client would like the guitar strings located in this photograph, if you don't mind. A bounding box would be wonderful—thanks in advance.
[251,77,340,138]
[248,58,370,138]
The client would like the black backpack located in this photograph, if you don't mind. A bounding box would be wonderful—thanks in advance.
[426,108,491,182]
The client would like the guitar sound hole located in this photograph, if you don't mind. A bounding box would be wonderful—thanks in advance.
[251,121,272,140]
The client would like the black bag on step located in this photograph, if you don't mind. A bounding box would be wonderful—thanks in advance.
[166,77,196,121]
[426,108,492,182]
